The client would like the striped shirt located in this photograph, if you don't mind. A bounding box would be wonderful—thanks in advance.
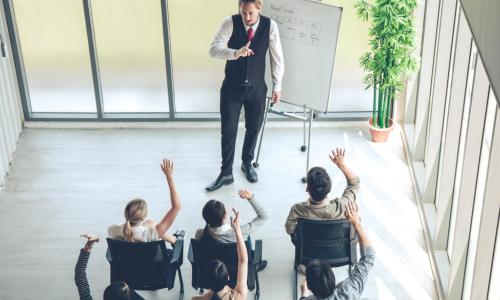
[74,249,144,300]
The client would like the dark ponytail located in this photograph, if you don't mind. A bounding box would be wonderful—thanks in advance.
[207,260,229,298]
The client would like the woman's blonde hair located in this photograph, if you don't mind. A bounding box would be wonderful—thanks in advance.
[122,198,148,242]
[239,0,263,9]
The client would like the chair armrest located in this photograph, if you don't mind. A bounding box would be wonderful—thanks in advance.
[187,243,194,264]
[252,239,263,266]
[170,239,184,264]
[106,248,112,263]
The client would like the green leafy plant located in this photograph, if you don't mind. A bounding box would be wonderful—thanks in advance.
[355,0,419,128]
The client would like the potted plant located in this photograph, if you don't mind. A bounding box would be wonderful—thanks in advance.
[355,0,419,142]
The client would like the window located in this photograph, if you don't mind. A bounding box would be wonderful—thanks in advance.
[13,0,96,113]
[462,88,497,298]
[92,0,169,113]
[446,44,477,259]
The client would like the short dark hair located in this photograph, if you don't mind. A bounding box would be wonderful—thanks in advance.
[207,259,229,293]
[202,199,226,227]
[306,167,331,202]
[306,260,336,298]
[103,281,131,300]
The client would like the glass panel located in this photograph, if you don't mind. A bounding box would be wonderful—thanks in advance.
[322,0,371,112]
[488,209,500,299]
[447,44,477,259]
[169,0,234,113]
[462,90,497,299]
[92,0,169,113]
[13,0,96,113]
[169,0,371,113]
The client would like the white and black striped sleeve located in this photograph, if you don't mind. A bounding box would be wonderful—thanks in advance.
[74,249,93,300]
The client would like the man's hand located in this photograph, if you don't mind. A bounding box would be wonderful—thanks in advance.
[238,189,254,200]
[329,148,346,170]
[161,159,174,179]
[271,91,281,104]
[235,41,254,59]
[80,233,99,252]
[344,201,360,227]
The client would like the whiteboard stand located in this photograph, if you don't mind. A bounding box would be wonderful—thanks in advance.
[253,97,317,183]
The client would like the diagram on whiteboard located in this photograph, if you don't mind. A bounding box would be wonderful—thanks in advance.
[272,14,321,46]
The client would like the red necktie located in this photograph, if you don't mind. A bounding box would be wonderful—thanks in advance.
[247,27,254,42]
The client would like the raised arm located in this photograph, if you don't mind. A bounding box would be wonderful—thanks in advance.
[269,19,284,103]
[74,234,99,300]
[329,148,359,208]
[231,209,249,299]
[238,189,268,236]
[337,201,375,297]
[156,159,181,238]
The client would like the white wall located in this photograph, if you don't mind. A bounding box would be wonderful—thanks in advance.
[0,1,23,187]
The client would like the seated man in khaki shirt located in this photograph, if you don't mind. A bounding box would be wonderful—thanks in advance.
[285,148,359,239]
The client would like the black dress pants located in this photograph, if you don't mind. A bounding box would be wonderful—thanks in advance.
[220,83,267,176]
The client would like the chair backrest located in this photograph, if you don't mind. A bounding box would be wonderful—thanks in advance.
[295,218,357,268]
[106,238,175,290]
[189,237,254,290]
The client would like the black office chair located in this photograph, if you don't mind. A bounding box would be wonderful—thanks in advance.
[188,237,263,300]
[293,218,358,300]
[106,238,184,295]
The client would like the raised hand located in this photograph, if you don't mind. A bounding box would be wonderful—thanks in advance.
[230,208,241,231]
[235,41,254,59]
[329,148,346,169]
[160,159,174,178]
[80,233,99,244]
[80,233,99,252]
[344,201,360,226]
[238,189,254,200]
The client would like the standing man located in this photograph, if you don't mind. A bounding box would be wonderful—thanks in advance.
[206,0,284,192]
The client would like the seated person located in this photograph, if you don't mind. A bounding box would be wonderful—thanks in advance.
[285,148,359,240]
[195,189,268,270]
[192,209,248,300]
[108,159,183,244]
[75,233,144,300]
[299,201,375,300]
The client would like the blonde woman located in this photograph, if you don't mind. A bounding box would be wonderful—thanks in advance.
[108,159,182,244]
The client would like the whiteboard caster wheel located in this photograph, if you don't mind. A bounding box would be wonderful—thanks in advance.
[301,177,307,183]
[253,162,259,168]
[300,145,307,152]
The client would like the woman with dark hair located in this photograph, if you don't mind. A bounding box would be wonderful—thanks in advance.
[192,209,248,300]
[74,233,144,300]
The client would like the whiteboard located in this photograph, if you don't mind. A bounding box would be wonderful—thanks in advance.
[263,0,342,112]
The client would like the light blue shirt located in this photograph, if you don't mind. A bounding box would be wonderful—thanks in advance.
[303,246,375,300]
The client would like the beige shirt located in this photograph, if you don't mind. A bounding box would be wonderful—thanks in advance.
[285,177,360,235]
[192,286,236,300]
[107,223,160,242]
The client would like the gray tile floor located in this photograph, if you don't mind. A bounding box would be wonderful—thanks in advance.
[0,126,437,299]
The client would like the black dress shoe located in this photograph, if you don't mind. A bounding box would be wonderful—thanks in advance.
[205,174,234,192]
[241,162,258,183]
[257,260,267,272]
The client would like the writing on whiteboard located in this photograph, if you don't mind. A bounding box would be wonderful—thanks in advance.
[272,14,321,46]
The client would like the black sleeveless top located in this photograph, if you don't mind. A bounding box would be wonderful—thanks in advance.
[223,15,271,89]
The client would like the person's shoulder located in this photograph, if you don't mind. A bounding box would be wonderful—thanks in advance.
[107,223,124,237]
[194,228,204,240]
[290,201,308,212]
